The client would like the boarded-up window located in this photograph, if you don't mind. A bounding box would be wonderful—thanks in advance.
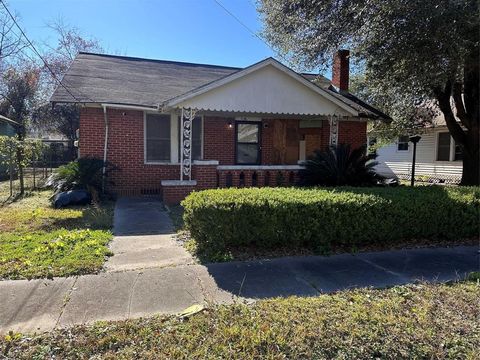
[146,114,171,162]
[437,133,451,161]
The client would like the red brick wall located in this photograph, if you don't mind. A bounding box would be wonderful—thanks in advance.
[163,185,197,205]
[80,107,179,196]
[261,119,274,164]
[338,120,367,150]
[203,116,235,164]
[79,107,367,196]
[218,169,299,188]
[321,120,331,150]
[193,165,218,189]
[79,107,105,158]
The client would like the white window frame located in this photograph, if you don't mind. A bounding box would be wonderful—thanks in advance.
[144,112,174,165]
[144,111,203,165]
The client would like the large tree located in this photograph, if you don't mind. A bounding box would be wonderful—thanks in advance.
[258,0,479,185]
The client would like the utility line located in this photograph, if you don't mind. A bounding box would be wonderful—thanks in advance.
[212,0,290,65]
[0,0,90,103]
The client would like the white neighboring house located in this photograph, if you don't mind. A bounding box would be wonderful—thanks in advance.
[374,119,463,184]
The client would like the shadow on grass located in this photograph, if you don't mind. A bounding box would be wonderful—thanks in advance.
[0,191,39,206]
[167,204,185,232]
[37,202,115,231]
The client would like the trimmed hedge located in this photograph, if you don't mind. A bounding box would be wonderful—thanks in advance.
[182,186,479,252]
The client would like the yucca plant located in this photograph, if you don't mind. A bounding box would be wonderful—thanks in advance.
[46,157,117,200]
[299,144,382,186]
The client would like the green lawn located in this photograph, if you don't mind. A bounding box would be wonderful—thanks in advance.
[2,280,479,359]
[0,189,114,280]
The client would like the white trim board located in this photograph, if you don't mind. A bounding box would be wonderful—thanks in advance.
[163,58,358,116]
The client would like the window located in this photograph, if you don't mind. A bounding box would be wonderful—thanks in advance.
[397,136,409,151]
[236,122,261,164]
[437,132,451,161]
[435,132,463,162]
[145,114,171,162]
[177,116,203,161]
[454,143,463,161]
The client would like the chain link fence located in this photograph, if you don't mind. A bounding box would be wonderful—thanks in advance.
[396,172,461,185]
[0,140,75,202]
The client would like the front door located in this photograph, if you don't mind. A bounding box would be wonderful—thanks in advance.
[236,121,261,165]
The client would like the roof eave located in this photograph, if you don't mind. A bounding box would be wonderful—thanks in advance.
[164,58,361,117]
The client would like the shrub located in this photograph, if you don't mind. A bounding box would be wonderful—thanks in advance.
[182,186,479,253]
[299,144,381,186]
[46,157,116,200]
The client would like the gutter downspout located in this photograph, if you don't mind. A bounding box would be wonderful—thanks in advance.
[101,104,109,193]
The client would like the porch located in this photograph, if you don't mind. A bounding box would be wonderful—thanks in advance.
[161,162,304,205]
[155,101,366,204]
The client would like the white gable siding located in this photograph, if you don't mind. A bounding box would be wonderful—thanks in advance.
[176,64,352,116]
[375,128,462,181]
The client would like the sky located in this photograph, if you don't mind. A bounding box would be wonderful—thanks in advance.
[7,0,284,69]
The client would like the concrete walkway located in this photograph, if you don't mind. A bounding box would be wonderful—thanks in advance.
[0,197,478,334]
[104,197,193,271]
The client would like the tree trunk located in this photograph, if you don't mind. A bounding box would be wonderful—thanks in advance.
[436,77,479,186]
[460,120,479,185]
[461,145,479,185]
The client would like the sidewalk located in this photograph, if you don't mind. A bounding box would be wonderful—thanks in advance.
[0,197,478,334]
[104,197,194,271]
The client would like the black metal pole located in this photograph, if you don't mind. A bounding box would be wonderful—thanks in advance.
[409,135,421,187]
[411,141,417,187]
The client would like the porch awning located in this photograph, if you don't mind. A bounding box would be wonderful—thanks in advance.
[163,58,359,117]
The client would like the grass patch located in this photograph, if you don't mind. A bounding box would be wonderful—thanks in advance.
[0,188,114,280]
[2,280,479,359]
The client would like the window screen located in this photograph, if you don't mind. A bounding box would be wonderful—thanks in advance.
[437,133,451,161]
[146,114,171,162]
[236,122,260,164]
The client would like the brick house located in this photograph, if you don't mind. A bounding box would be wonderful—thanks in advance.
[50,50,388,204]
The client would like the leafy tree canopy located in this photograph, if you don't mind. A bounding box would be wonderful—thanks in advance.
[258,0,479,185]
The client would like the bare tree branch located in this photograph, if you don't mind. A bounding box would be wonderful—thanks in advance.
[0,7,27,61]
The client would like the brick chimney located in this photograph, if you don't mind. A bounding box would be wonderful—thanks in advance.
[332,49,350,91]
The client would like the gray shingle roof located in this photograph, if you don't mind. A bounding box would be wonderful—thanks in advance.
[51,52,389,120]
[51,53,241,107]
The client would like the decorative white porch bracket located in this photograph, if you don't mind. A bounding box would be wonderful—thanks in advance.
[329,115,339,147]
[180,108,197,181]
